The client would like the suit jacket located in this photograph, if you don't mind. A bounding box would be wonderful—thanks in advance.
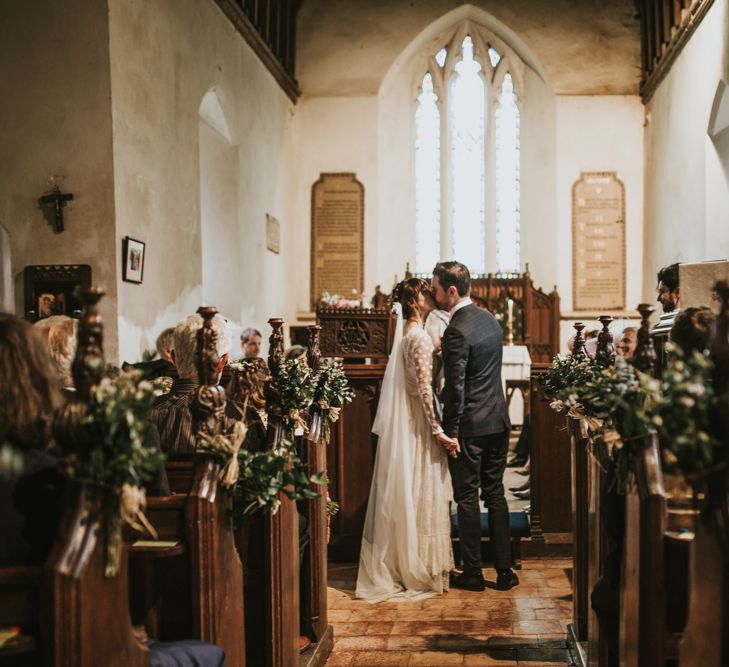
[441,303,510,438]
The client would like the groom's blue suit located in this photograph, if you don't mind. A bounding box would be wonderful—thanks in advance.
[441,302,512,576]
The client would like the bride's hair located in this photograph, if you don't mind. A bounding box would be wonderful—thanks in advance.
[392,278,432,320]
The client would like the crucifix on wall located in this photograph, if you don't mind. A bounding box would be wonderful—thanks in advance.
[39,185,74,233]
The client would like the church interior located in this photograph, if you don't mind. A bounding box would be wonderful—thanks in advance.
[1,0,729,665]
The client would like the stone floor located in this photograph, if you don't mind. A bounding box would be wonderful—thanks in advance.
[325,559,574,666]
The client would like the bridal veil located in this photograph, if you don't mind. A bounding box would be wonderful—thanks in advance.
[355,304,436,602]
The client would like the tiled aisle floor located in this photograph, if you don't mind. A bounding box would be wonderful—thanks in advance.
[325,559,574,666]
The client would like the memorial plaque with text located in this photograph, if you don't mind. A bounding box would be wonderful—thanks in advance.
[311,173,364,307]
[572,172,626,311]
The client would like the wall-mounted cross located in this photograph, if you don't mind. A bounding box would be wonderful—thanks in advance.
[39,185,74,233]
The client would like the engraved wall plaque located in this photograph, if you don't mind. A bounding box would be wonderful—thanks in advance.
[311,173,364,307]
[572,172,626,311]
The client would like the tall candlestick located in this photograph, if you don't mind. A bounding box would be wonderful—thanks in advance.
[506,298,514,346]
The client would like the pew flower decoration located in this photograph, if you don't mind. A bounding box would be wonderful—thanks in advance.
[231,448,326,527]
[653,343,722,481]
[71,370,165,576]
[276,358,317,440]
[313,358,355,444]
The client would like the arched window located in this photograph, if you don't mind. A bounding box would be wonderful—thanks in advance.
[415,30,521,275]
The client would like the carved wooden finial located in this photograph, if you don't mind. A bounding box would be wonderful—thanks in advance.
[267,318,285,377]
[632,303,657,375]
[571,322,588,361]
[195,307,220,387]
[307,325,322,371]
[596,315,615,366]
[71,286,105,403]
[193,306,227,439]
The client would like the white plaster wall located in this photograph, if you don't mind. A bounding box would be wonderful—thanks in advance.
[109,0,295,363]
[0,0,119,357]
[555,96,645,315]
[644,0,729,300]
[290,96,379,313]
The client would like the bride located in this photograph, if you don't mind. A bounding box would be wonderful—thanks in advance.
[355,278,456,602]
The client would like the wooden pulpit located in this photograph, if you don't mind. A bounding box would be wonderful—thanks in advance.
[317,306,395,561]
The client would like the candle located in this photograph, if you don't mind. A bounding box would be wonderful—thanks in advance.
[507,298,514,346]
[508,298,513,324]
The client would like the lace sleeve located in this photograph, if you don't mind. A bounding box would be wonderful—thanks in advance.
[410,330,443,435]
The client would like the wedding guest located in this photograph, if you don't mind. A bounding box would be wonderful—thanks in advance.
[122,327,178,381]
[240,327,262,359]
[0,313,64,567]
[226,357,269,453]
[670,306,714,355]
[33,314,78,389]
[656,263,680,313]
[148,313,235,458]
[616,326,638,360]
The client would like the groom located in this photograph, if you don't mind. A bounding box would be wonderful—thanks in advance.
[431,261,519,592]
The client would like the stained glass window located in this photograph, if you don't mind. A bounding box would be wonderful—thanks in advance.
[495,73,520,273]
[435,48,447,68]
[415,73,441,274]
[488,46,501,67]
[449,36,486,274]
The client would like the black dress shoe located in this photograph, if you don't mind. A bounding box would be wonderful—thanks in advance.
[509,480,530,493]
[449,571,486,592]
[506,457,527,468]
[512,489,530,500]
[495,570,519,591]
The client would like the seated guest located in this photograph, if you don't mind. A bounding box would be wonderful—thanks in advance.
[148,313,235,458]
[227,357,269,453]
[616,326,638,360]
[240,327,262,359]
[0,314,64,567]
[122,327,178,381]
[670,306,715,355]
[33,314,78,390]
[657,262,680,313]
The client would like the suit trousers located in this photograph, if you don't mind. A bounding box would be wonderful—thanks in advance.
[448,430,511,575]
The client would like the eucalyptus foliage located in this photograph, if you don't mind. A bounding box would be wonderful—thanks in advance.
[231,448,326,527]
[74,372,165,492]
[314,358,355,410]
[654,343,722,478]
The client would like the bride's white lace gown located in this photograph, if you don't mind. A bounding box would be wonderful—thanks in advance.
[355,322,454,602]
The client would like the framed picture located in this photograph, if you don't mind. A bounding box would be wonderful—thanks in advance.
[122,236,145,284]
[23,265,92,322]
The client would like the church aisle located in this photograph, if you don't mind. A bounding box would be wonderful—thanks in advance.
[325,559,574,666]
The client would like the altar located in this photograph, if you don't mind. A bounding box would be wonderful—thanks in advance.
[501,344,531,425]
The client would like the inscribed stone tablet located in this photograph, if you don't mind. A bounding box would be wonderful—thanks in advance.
[572,172,626,310]
[311,173,364,307]
[266,214,280,254]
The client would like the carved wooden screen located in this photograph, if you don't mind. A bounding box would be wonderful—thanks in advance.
[316,307,394,363]
[470,270,560,366]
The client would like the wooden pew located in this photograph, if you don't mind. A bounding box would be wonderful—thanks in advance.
[529,373,573,543]
[679,281,729,667]
[42,287,150,666]
[127,306,246,666]
[240,318,300,667]
[618,304,692,667]
[299,325,334,664]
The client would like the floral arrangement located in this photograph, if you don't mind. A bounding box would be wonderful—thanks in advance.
[276,358,318,437]
[652,343,723,480]
[69,370,165,576]
[313,358,355,444]
[231,448,326,527]
[319,291,362,309]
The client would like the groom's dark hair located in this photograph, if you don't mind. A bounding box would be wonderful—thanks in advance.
[433,261,470,297]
